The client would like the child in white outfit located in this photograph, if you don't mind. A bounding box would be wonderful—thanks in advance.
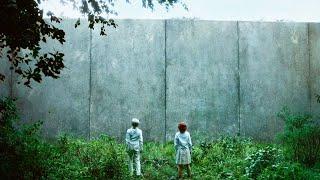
[174,121,192,179]
[125,118,143,176]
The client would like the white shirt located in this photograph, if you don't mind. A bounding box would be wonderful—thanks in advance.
[126,127,143,151]
[174,131,192,151]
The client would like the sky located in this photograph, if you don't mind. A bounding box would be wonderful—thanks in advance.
[40,0,320,22]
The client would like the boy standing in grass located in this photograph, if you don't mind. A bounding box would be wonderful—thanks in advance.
[175,121,192,179]
[125,118,143,177]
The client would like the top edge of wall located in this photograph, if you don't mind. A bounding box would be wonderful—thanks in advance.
[50,18,320,24]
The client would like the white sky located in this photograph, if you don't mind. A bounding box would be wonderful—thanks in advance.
[40,0,320,22]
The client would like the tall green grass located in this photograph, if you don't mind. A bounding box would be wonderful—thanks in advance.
[1,98,320,179]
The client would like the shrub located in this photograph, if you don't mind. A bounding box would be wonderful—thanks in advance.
[277,107,320,167]
[214,136,253,157]
[0,98,128,179]
[258,161,320,180]
[46,135,128,179]
[0,97,48,179]
[1,98,319,179]
[192,136,253,179]
[142,142,176,179]
[245,146,282,179]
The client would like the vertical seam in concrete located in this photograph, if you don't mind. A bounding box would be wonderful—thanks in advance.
[88,28,92,140]
[307,23,312,113]
[236,21,241,136]
[10,67,13,98]
[164,20,167,142]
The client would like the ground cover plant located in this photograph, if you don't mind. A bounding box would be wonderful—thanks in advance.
[1,97,320,179]
[277,107,320,167]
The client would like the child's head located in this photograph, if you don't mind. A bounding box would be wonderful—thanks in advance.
[131,118,140,128]
[178,121,187,133]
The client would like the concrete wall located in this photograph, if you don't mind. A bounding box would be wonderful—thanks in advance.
[0,60,11,98]
[12,20,91,138]
[90,20,166,141]
[239,22,310,141]
[166,20,239,140]
[1,19,319,141]
[310,23,320,119]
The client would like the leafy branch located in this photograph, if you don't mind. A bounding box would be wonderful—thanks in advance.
[0,0,186,87]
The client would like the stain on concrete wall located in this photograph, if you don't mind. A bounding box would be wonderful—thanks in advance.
[0,60,11,98]
[90,20,166,141]
[310,23,320,118]
[12,20,91,138]
[165,20,239,140]
[239,22,310,141]
[2,20,316,141]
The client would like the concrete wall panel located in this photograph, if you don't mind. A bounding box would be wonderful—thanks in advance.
[13,19,91,138]
[0,59,11,98]
[310,23,320,118]
[239,22,310,141]
[5,20,317,141]
[166,20,239,140]
[90,20,166,141]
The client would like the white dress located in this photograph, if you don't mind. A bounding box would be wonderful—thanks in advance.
[174,131,192,165]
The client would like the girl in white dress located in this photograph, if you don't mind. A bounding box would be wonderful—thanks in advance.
[174,121,192,179]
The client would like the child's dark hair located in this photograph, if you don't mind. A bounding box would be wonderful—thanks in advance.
[132,122,139,128]
[178,122,187,133]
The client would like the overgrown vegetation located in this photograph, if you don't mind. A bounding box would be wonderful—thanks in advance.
[277,107,320,167]
[0,98,319,179]
[0,98,128,179]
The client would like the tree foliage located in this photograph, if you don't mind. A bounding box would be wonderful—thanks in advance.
[0,0,185,87]
[315,94,320,103]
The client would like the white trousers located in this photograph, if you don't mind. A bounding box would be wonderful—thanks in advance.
[128,150,141,176]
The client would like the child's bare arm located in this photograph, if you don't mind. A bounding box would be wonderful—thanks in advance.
[188,133,192,150]
[125,130,130,144]
[139,131,143,151]
[174,134,179,151]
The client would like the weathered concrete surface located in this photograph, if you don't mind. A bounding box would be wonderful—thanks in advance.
[310,23,320,119]
[0,58,11,98]
[239,22,310,141]
[90,20,166,141]
[166,20,239,140]
[13,19,91,138]
[5,20,318,141]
